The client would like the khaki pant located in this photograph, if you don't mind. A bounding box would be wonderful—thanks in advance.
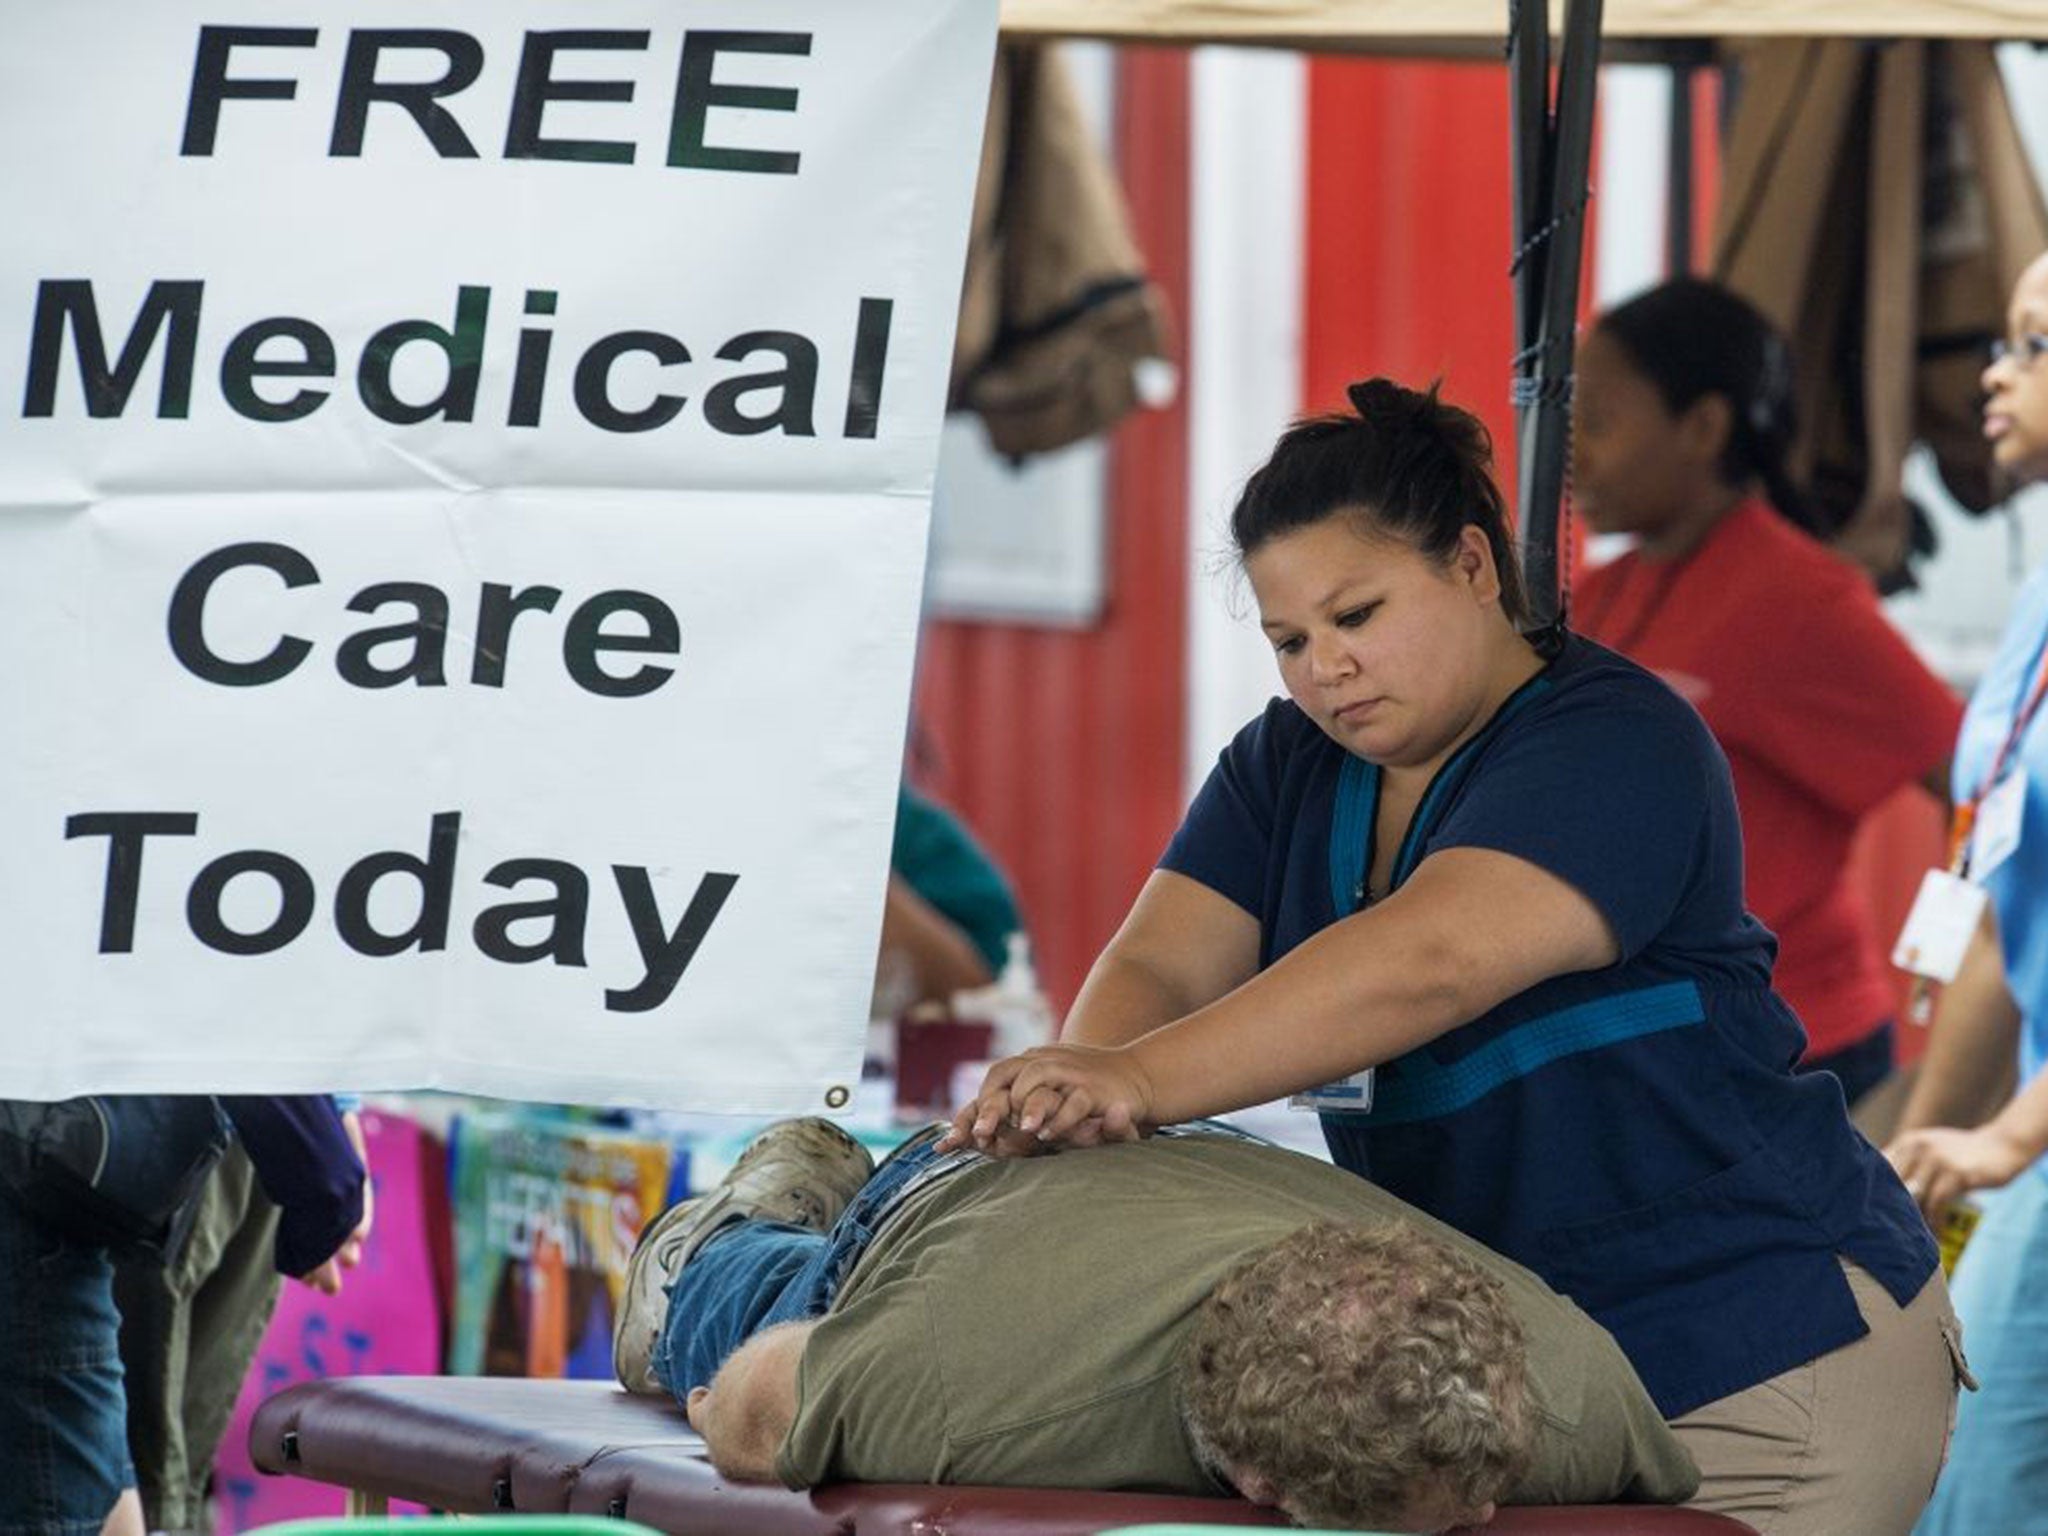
[1670,1262,1969,1536]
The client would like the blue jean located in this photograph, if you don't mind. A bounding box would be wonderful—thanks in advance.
[0,1194,135,1536]
[1914,1168,2048,1535]
[652,1132,951,1401]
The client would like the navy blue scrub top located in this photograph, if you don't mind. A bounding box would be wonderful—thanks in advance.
[1163,635,1935,1417]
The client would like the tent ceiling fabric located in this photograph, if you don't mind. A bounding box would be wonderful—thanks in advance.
[998,0,2048,44]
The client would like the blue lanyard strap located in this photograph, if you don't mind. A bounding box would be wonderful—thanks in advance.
[1972,618,2048,806]
[1327,674,1556,917]
[1329,754,1380,916]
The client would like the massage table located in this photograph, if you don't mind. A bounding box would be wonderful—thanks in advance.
[250,1377,1758,1535]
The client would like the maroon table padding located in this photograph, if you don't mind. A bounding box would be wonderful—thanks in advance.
[249,1376,1755,1535]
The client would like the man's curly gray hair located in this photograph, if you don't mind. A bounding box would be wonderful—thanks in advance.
[1179,1220,1532,1530]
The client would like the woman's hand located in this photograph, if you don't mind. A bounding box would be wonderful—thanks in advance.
[1886,1124,2033,1221]
[939,1044,1159,1154]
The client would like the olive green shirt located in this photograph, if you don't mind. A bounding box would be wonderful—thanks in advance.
[778,1135,1697,1504]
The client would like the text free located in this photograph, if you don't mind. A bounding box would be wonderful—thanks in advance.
[184,25,813,174]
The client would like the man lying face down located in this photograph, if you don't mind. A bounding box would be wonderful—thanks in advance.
[614,1121,1697,1533]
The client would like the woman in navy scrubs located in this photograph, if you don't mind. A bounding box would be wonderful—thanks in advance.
[947,379,1963,1535]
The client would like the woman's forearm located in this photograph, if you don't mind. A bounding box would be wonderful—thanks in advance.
[1126,848,1617,1125]
[877,876,994,1009]
[956,852,1613,1147]
[1059,871,1263,1048]
[1982,1069,2048,1169]
[1897,914,2022,1135]
[1126,926,1468,1123]
[1063,951,1211,1048]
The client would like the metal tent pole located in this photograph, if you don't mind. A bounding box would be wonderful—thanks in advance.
[1509,0,1604,643]
[1667,58,1695,277]
[1509,0,1552,367]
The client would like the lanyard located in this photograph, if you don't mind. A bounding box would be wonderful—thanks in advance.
[1327,673,1555,915]
[1950,628,2048,876]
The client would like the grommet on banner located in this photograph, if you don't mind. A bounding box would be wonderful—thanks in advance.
[824,1085,851,1110]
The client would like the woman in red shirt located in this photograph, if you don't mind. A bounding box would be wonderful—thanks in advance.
[1573,278,1961,1106]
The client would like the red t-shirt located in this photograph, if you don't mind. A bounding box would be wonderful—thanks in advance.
[1574,499,1962,1060]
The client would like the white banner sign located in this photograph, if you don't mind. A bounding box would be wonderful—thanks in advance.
[0,1,996,1108]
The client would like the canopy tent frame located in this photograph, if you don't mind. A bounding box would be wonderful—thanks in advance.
[997,1,2048,49]
[1509,0,1603,638]
[997,0,2048,629]
[1667,57,1698,278]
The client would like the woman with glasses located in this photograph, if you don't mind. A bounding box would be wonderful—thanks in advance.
[1570,277,1962,1109]
[1888,250,2048,1535]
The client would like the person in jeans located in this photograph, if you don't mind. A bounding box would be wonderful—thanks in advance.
[614,1118,1697,1534]
[0,1096,365,1536]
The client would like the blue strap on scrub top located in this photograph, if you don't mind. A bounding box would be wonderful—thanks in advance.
[1327,672,1555,916]
[1320,670,1705,1125]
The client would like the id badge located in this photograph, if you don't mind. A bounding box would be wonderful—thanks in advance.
[1291,1069,1374,1114]
[1973,772,2026,881]
[1892,870,1990,983]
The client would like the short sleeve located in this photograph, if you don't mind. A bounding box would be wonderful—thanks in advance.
[1425,677,1722,960]
[778,1284,947,1486]
[1718,578,1961,819]
[1955,563,2048,796]
[1158,701,1290,918]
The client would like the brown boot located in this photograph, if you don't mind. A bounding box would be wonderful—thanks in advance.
[613,1118,872,1396]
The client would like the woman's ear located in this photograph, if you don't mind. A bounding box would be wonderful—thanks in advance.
[1455,523,1503,606]
[1679,393,1734,470]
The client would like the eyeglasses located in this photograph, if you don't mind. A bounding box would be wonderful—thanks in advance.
[1990,333,2048,370]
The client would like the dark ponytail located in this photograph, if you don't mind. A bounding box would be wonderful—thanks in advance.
[1595,278,1831,538]
[1231,378,1530,627]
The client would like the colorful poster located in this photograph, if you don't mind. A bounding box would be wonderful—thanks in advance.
[447,1109,677,1379]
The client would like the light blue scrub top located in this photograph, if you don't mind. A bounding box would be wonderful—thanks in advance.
[1955,562,2048,1099]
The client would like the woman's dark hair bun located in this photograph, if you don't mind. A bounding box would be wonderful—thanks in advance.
[1231,376,1529,627]
[1346,378,1496,473]
[1345,378,1410,419]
